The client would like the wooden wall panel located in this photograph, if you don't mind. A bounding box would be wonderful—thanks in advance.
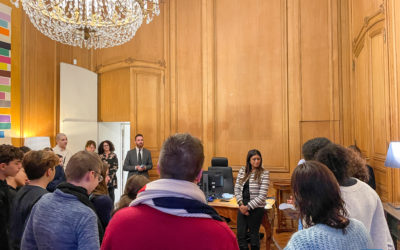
[214,0,289,171]
[21,17,57,143]
[300,0,332,121]
[175,0,202,138]
[344,1,396,201]
[99,68,130,122]
[300,121,341,146]
[131,68,165,149]
[353,44,370,155]
[370,33,389,157]
[95,4,165,66]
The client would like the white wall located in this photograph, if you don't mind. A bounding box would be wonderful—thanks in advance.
[59,63,98,154]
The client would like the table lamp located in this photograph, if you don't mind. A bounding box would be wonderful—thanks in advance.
[384,141,400,209]
[24,137,51,150]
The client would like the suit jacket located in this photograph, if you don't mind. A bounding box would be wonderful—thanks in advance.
[123,148,153,179]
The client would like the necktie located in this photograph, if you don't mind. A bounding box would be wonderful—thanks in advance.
[138,148,142,165]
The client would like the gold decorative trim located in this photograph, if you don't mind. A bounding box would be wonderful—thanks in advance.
[96,58,166,73]
[352,4,385,55]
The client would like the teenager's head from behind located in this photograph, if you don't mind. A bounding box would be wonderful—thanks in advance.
[124,175,150,200]
[302,137,332,161]
[292,161,349,230]
[23,150,59,183]
[315,143,350,184]
[65,151,102,194]
[85,140,96,153]
[0,144,23,179]
[113,175,150,215]
[158,133,204,182]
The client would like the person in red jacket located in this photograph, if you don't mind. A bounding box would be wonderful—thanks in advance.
[101,133,239,250]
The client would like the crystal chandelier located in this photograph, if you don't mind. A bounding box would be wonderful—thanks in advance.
[10,0,160,49]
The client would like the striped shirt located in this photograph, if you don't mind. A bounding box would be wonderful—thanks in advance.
[234,167,269,210]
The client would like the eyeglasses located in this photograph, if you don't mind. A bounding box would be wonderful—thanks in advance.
[93,171,103,182]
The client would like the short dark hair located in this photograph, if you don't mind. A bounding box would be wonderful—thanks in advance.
[315,143,349,183]
[19,146,31,154]
[0,144,23,164]
[85,140,96,149]
[135,134,143,140]
[302,137,332,160]
[65,151,102,182]
[159,133,204,181]
[23,150,59,180]
[98,140,115,154]
[292,161,349,230]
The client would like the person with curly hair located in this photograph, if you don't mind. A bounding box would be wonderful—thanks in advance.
[98,140,118,202]
[348,145,376,190]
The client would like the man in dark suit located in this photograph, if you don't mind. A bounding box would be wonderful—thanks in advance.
[123,134,153,180]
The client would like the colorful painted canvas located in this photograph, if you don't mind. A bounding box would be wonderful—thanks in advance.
[0,3,11,108]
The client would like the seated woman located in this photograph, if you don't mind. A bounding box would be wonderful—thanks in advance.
[285,161,371,250]
[113,175,149,215]
[234,149,269,250]
[90,162,113,230]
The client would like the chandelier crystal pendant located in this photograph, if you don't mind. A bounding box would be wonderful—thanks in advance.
[10,0,160,49]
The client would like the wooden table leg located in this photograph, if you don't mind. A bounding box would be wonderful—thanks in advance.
[262,209,273,250]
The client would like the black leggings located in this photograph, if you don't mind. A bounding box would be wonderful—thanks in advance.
[237,207,264,249]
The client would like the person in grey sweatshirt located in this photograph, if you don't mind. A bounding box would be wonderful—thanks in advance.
[21,151,104,250]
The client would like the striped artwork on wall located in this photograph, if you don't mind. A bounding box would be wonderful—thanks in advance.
[0,3,10,108]
[0,3,11,145]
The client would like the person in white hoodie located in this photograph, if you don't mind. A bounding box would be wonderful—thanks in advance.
[316,143,394,250]
[52,133,72,168]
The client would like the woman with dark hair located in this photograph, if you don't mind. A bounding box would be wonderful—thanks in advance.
[234,149,269,250]
[113,175,149,216]
[285,161,370,249]
[316,144,393,250]
[90,162,113,230]
[348,145,376,190]
[98,140,118,202]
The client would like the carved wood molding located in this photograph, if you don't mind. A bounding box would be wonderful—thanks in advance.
[352,4,385,55]
[96,57,166,73]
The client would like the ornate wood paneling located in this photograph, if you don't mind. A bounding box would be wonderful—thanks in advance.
[300,0,339,122]
[174,0,203,138]
[94,0,342,181]
[345,3,393,201]
[98,68,130,122]
[214,0,289,172]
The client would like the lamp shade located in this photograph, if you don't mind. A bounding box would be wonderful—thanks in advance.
[24,137,51,150]
[384,142,400,168]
